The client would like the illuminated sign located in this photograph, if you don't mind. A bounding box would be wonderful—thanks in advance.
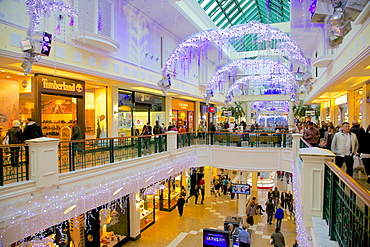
[172,99,195,111]
[203,229,229,247]
[36,74,85,97]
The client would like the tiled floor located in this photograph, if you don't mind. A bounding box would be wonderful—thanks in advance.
[125,189,297,247]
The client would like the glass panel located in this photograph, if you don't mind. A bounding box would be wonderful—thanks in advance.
[41,94,76,139]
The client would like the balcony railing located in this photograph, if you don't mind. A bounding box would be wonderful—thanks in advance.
[323,160,370,247]
[0,144,29,186]
[177,131,293,148]
[58,134,167,173]
[1,131,295,185]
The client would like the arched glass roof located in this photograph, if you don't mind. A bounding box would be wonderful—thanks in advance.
[197,0,290,52]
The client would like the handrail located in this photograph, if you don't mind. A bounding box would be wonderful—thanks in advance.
[300,137,312,147]
[325,159,370,206]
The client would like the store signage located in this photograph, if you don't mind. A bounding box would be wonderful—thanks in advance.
[134,92,163,105]
[223,110,232,117]
[305,110,315,115]
[172,99,194,111]
[36,74,85,97]
[208,107,215,113]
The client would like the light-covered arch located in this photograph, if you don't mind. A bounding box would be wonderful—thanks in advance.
[206,58,297,98]
[159,21,308,93]
[225,73,297,102]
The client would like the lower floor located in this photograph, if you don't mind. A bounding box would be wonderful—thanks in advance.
[125,186,297,247]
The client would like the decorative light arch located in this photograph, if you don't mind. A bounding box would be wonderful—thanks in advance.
[225,73,297,102]
[205,58,298,102]
[159,21,308,93]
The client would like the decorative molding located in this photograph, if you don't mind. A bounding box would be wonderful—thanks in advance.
[71,31,120,53]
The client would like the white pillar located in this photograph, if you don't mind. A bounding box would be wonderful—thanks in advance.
[107,86,119,138]
[238,171,247,217]
[129,193,141,240]
[166,96,173,126]
[288,101,295,131]
[251,172,258,199]
[292,134,303,160]
[26,137,60,188]
[204,166,212,206]
[166,131,178,155]
[299,148,335,227]
[244,102,251,129]
[362,84,370,128]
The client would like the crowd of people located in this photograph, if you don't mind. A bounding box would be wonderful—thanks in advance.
[300,120,370,183]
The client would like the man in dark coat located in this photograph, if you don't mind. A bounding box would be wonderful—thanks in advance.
[23,118,43,141]
[176,195,186,216]
[71,120,83,153]
[7,120,23,167]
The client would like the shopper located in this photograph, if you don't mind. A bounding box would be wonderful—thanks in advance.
[271,228,285,247]
[331,122,359,177]
[71,120,83,154]
[7,120,23,167]
[23,118,43,141]
[153,120,163,153]
[359,125,370,183]
[303,122,320,146]
[222,177,228,195]
[246,202,256,226]
[265,199,275,225]
[141,125,150,155]
[272,187,280,207]
[176,195,185,217]
[274,205,284,229]
[238,225,251,247]
[324,125,335,150]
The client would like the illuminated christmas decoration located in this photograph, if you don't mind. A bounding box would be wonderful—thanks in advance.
[292,160,311,247]
[0,152,196,244]
[160,21,308,94]
[21,0,77,75]
[206,59,298,103]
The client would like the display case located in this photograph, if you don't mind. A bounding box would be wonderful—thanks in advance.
[160,175,182,211]
[139,194,155,231]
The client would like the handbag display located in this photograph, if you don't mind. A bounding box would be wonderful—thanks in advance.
[353,155,364,171]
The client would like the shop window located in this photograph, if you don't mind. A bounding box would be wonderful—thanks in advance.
[138,189,155,231]
[118,90,133,137]
[41,95,76,138]
[85,85,107,139]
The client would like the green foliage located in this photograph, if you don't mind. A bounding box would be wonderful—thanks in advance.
[293,101,320,119]
[222,102,245,121]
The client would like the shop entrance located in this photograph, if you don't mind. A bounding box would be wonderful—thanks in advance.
[132,107,149,136]
[41,94,77,139]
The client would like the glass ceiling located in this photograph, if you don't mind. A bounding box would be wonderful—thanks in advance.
[197,0,290,52]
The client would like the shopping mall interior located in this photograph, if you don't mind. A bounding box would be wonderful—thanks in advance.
[0,0,369,246]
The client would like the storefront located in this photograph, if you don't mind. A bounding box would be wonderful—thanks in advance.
[138,186,157,231]
[0,73,107,140]
[200,103,216,130]
[334,94,348,125]
[14,197,129,247]
[159,174,182,211]
[118,90,165,136]
[354,88,363,125]
[171,99,194,131]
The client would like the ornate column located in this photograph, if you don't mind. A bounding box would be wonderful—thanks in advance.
[26,137,60,188]
[244,101,251,129]
[299,148,335,227]
[288,101,295,131]
[129,193,141,240]
[204,166,212,206]
[238,171,247,216]
[251,172,258,199]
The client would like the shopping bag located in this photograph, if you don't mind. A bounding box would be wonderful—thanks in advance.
[353,156,364,171]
